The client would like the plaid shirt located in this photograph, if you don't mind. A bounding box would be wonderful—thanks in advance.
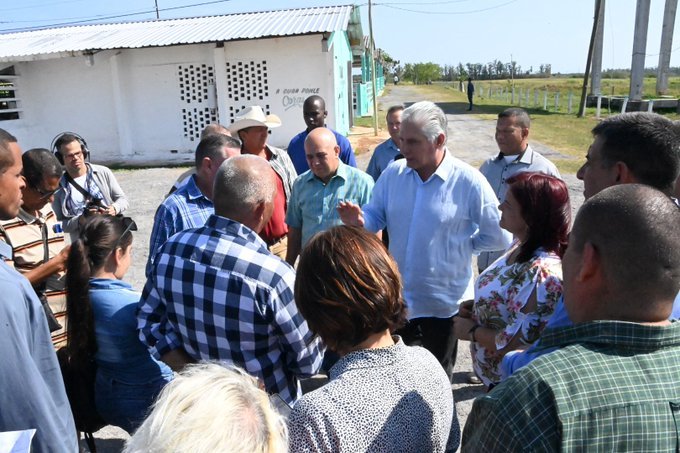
[138,215,323,404]
[267,145,297,201]
[462,320,680,452]
[146,175,212,276]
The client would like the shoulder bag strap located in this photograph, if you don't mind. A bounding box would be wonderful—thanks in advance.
[64,171,95,202]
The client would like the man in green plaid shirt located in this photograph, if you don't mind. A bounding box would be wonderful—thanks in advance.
[462,184,680,452]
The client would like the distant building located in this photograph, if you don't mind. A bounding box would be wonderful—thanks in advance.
[0,5,364,164]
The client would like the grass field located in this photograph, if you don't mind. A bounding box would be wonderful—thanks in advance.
[473,76,680,100]
[357,78,680,174]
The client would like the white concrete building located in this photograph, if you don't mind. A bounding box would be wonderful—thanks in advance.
[0,5,363,164]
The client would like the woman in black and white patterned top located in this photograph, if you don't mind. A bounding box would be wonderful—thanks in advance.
[288,226,460,452]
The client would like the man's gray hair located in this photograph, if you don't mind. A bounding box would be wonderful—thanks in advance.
[213,154,275,218]
[124,362,288,453]
[401,101,447,143]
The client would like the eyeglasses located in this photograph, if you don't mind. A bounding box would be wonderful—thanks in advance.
[111,216,138,251]
[33,185,62,200]
[63,151,83,161]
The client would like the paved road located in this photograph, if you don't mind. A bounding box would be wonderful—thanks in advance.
[86,85,586,451]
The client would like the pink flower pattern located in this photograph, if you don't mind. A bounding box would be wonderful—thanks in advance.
[471,248,563,386]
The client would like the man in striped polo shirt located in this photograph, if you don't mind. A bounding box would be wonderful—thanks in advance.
[0,148,70,348]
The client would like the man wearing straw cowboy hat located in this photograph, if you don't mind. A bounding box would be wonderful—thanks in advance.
[229,106,297,259]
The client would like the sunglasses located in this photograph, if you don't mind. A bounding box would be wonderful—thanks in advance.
[111,216,138,251]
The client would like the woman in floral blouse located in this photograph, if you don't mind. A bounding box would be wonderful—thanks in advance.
[454,172,570,388]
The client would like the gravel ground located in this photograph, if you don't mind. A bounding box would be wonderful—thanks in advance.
[84,86,585,451]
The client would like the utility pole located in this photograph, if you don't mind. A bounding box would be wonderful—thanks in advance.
[510,54,514,88]
[578,0,603,117]
[629,0,651,101]
[590,0,605,96]
[155,0,160,19]
[656,0,678,95]
[368,0,379,136]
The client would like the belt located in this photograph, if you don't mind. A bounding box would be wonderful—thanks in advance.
[267,235,286,247]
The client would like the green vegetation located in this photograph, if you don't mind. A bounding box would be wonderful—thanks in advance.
[359,79,680,174]
[401,63,444,85]
[353,115,384,129]
[474,76,680,100]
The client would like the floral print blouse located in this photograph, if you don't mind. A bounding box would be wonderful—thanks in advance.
[471,247,563,386]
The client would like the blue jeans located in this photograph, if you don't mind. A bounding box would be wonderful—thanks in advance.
[95,371,171,433]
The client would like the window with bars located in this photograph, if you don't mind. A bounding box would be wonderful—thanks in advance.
[225,60,270,124]
[178,63,218,141]
[0,66,20,121]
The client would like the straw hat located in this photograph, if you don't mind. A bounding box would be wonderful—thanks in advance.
[228,106,282,134]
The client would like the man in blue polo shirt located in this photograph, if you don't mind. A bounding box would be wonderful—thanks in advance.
[366,105,403,182]
[287,96,356,174]
[285,127,373,265]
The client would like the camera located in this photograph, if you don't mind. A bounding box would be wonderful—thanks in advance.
[84,198,106,216]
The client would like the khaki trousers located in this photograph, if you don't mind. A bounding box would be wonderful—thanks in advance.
[268,235,288,260]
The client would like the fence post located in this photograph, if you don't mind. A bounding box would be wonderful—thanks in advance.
[596,95,602,118]
[621,97,629,113]
[567,91,573,114]
[543,90,548,110]
[647,100,654,112]
[518,88,522,106]
[511,86,515,104]
[525,89,530,106]
[554,92,560,111]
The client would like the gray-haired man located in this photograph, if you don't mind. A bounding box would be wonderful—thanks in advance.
[339,101,510,377]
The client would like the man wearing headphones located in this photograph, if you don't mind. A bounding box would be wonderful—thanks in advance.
[52,133,128,241]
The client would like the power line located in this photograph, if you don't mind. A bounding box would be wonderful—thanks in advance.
[377,0,476,4]
[0,0,235,34]
[377,0,518,14]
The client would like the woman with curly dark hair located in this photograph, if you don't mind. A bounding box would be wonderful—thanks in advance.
[288,225,460,452]
[66,215,172,433]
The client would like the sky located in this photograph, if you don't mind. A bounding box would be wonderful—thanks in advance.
[0,0,678,74]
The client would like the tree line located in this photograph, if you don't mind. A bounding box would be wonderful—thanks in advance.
[388,60,553,85]
[379,51,680,85]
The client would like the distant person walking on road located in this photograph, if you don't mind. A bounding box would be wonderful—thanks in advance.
[394,74,399,85]
[467,78,475,111]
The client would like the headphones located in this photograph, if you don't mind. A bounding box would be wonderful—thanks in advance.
[51,131,90,165]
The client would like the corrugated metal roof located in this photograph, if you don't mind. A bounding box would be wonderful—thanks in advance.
[0,5,361,61]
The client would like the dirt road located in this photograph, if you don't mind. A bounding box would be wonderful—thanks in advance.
[86,85,585,451]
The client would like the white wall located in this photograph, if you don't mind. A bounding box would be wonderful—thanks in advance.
[117,44,217,161]
[3,35,346,164]
[221,34,340,148]
[8,52,119,159]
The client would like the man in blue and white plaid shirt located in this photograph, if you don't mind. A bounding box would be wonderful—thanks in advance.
[138,155,324,405]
